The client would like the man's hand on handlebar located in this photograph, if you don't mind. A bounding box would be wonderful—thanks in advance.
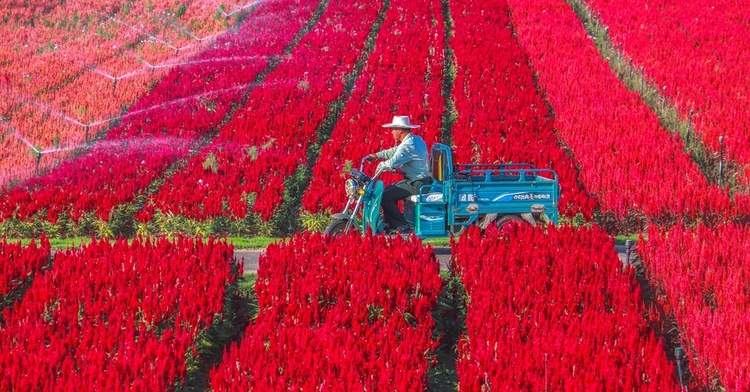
[364,153,378,162]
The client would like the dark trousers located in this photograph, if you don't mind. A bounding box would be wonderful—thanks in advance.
[382,177,433,229]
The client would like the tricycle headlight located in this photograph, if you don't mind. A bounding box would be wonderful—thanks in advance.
[345,179,359,196]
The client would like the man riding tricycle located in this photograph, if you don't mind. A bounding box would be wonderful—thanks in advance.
[323,116,559,238]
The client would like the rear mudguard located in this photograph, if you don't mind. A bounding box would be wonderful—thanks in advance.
[519,213,537,226]
[479,213,537,229]
[478,214,496,230]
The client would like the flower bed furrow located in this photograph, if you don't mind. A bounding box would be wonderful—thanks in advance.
[0,0,319,226]
[0,236,239,391]
[504,0,742,227]
[640,223,750,390]
[584,0,750,189]
[449,0,597,219]
[144,0,384,222]
[0,0,243,186]
[209,232,442,390]
[453,225,676,390]
[301,0,446,214]
[0,236,50,308]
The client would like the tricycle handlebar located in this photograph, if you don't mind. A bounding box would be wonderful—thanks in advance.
[360,157,370,171]
[356,157,387,183]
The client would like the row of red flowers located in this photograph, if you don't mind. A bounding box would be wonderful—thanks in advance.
[209,231,442,391]
[453,224,677,390]
[301,0,446,215]
[448,0,597,220]
[640,223,750,390]
[0,236,239,391]
[143,0,384,221]
[0,0,317,223]
[0,235,49,299]
[0,0,236,186]
[586,0,750,188]
[504,0,748,223]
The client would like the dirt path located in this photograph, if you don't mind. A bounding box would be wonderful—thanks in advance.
[235,247,452,273]
[236,246,630,273]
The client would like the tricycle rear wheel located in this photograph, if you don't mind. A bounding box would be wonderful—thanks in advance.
[485,214,529,236]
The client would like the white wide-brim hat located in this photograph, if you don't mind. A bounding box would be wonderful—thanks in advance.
[382,115,420,129]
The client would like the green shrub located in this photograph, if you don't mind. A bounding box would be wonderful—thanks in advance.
[202,153,219,174]
[340,160,353,178]
[76,212,98,237]
[299,211,332,232]
[247,146,258,161]
[109,204,137,237]
[558,212,587,228]
[95,219,114,239]
[211,216,233,235]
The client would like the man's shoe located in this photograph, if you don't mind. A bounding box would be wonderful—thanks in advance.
[394,225,413,234]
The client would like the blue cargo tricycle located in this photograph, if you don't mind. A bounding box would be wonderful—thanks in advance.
[323,143,559,237]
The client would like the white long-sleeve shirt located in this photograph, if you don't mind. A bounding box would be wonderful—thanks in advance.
[375,133,430,181]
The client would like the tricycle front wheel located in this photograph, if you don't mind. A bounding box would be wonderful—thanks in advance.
[324,219,352,237]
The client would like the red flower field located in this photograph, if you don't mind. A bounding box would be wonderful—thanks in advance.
[1,0,748,390]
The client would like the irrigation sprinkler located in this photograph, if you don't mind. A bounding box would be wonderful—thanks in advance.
[685,109,693,147]
[108,16,178,53]
[4,77,271,163]
[718,136,724,187]
[34,149,42,175]
[219,2,254,17]
[193,33,217,43]
[675,346,687,391]
[139,58,156,74]
[624,239,633,265]
[86,65,115,81]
